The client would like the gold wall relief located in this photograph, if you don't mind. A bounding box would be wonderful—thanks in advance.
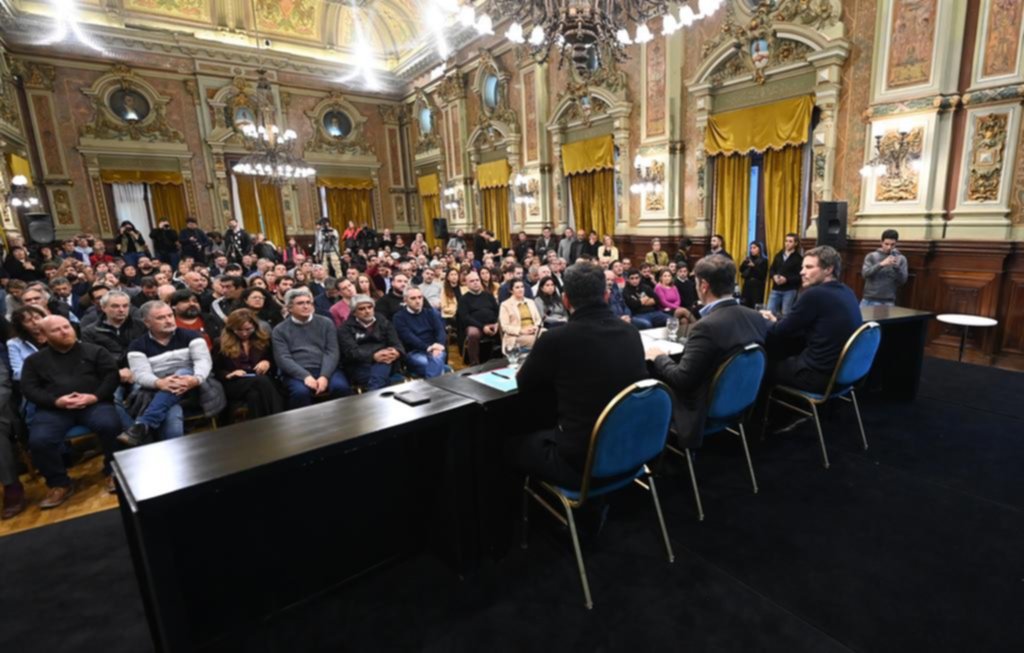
[78,65,185,143]
[875,127,924,202]
[967,112,1009,202]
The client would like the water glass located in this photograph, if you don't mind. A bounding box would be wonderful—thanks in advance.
[665,316,680,342]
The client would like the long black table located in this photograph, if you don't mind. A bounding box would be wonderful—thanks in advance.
[113,380,477,653]
[860,306,933,401]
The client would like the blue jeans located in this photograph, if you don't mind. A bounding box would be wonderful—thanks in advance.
[640,311,668,328]
[630,315,654,330]
[134,368,192,440]
[860,299,894,307]
[405,350,447,379]
[350,362,398,390]
[768,289,797,316]
[283,369,351,408]
[30,403,122,487]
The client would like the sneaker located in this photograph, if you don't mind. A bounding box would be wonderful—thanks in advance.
[39,485,74,510]
[2,483,27,520]
[117,423,148,447]
[105,475,117,495]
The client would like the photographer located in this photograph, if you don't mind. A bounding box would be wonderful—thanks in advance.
[223,219,252,264]
[115,221,150,266]
[314,217,343,278]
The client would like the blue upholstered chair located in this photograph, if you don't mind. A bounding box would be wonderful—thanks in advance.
[766,321,882,469]
[667,343,766,522]
[521,379,675,610]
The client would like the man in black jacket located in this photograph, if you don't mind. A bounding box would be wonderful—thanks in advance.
[510,262,647,487]
[223,219,252,263]
[338,295,405,390]
[646,256,767,448]
[534,226,557,260]
[151,220,179,267]
[622,269,667,327]
[21,316,123,507]
[767,233,803,316]
[456,270,500,365]
[375,273,408,320]
[82,290,146,388]
[179,217,209,263]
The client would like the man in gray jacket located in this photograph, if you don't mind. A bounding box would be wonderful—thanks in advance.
[861,229,908,307]
[272,287,350,408]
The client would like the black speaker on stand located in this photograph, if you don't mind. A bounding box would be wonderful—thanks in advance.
[25,212,55,245]
[433,217,449,241]
[816,201,847,249]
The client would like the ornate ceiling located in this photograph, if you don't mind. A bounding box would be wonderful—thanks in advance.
[1,0,461,92]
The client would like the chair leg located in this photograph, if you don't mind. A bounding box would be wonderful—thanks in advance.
[563,503,593,610]
[810,403,830,469]
[520,476,531,550]
[647,474,675,563]
[684,449,705,522]
[738,424,759,494]
[850,390,869,451]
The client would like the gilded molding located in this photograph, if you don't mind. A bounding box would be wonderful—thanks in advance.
[13,60,55,90]
[78,64,185,143]
[864,95,961,118]
[966,112,1009,202]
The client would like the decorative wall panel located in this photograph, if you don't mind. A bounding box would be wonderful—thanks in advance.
[644,36,667,140]
[884,0,938,90]
[974,0,1024,87]
[522,69,538,163]
[953,103,1021,225]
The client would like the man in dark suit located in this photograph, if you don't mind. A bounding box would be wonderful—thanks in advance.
[511,262,647,488]
[646,256,767,448]
[534,226,558,260]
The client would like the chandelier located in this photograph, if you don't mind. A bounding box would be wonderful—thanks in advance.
[232,70,315,184]
[446,0,724,77]
[629,154,663,195]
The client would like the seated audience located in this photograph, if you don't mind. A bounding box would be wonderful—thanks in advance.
[509,262,647,487]
[417,266,443,309]
[457,271,500,366]
[212,275,246,320]
[622,269,668,327]
[440,268,461,321]
[604,270,652,330]
[673,263,699,313]
[338,295,405,390]
[169,289,221,350]
[329,278,357,327]
[645,238,669,266]
[215,309,283,419]
[393,287,447,379]
[375,273,408,320]
[313,277,341,318]
[535,276,568,327]
[500,280,543,351]
[597,235,619,266]
[82,290,145,388]
[646,256,768,446]
[20,316,122,505]
[654,269,682,313]
[240,287,283,328]
[272,288,349,408]
[7,306,49,381]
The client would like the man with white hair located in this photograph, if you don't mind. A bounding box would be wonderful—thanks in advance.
[20,315,123,505]
[82,290,145,386]
[338,294,405,390]
[272,287,350,408]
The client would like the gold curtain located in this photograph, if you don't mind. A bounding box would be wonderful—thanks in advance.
[235,175,287,247]
[325,188,373,230]
[705,96,814,156]
[561,135,615,175]
[417,173,440,247]
[317,176,374,190]
[7,154,32,181]
[480,185,510,248]
[568,169,615,238]
[101,169,183,185]
[762,145,803,300]
[713,154,751,280]
[149,183,188,231]
[477,160,511,189]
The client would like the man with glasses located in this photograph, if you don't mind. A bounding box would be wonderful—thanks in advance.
[393,287,447,379]
[272,287,350,408]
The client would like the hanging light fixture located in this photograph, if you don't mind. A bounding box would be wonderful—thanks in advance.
[8,175,41,209]
[232,0,314,184]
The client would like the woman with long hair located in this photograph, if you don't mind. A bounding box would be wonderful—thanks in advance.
[239,287,282,328]
[7,306,48,381]
[440,267,461,321]
[598,235,619,266]
[534,276,568,328]
[215,309,284,420]
[356,273,381,300]
[740,241,769,308]
[478,267,499,298]
[654,268,682,313]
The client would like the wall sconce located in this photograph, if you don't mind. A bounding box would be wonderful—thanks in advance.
[860,128,923,178]
[442,183,461,211]
[8,175,40,208]
[630,154,664,194]
[512,173,536,205]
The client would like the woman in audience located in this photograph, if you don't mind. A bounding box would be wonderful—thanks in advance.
[740,241,769,308]
[3,246,42,282]
[598,235,620,266]
[249,276,268,290]
[440,268,461,322]
[356,273,381,300]
[7,305,49,381]
[479,267,499,298]
[534,276,568,328]
[215,309,284,420]
[654,269,682,313]
[120,264,140,287]
[240,287,282,328]
[499,280,543,351]
[447,229,466,255]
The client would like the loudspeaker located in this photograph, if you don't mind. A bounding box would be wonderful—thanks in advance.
[816,201,847,249]
[25,212,55,245]
[433,218,449,241]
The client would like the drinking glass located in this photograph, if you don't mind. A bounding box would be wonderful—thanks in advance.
[503,340,521,369]
[665,316,679,342]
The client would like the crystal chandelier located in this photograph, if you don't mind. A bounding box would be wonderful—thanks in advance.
[629,154,663,195]
[447,0,724,77]
[232,70,315,184]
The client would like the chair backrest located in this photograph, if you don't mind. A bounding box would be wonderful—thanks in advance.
[827,321,882,394]
[578,379,674,500]
[706,343,767,422]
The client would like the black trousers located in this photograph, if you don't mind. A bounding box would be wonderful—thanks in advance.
[505,428,585,489]
[223,375,285,420]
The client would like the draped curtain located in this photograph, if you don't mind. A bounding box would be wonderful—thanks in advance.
[477,160,511,247]
[561,135,616,237]
[111,183,154,252]
[318,177,374,231]
[234,174,286,247]
[101,169,187,231]
[149,184,188,232]
[763,145,803,299]
[417,173,440,247]
[713,155,751,277]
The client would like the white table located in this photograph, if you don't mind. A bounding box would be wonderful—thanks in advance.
[639,327,685,356]
[936,313,998,362]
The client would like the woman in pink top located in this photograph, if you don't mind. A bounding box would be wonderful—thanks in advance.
[654,269,681,312]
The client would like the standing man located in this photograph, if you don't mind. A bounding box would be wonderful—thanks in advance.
[767,233,803,317]
[179,217,209,264]
[223,219,252,264]
[151,220,180,267]
[314,218,343,278]
[861,229,908,307]
[21,316,123,504]
[556,228,575,261]
[535,226,558,261]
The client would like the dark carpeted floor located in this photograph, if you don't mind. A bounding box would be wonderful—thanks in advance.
[2,357,1022,653]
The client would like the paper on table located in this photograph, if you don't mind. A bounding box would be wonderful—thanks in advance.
[468,367,518,392]
[640,333,684,355]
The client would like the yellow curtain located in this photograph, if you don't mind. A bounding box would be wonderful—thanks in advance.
[235,175,287,247]
[417,174,440,247]
[713,154,751,280]
[325,188,373,230]
[7,154,32,181]
[101,169,183,185]
[762,145,803,300]
[568,168,615,238]
[561,135,615,175]
[149,183,188,231]
[477,160,511,189]
[705,96,814,156]
[480,185,510,248]
[317,176,374,190]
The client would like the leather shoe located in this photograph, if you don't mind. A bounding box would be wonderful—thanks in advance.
[106,475,117,495]
[39,485,74,510]
[2,484,26,520]
[117,423,148,447]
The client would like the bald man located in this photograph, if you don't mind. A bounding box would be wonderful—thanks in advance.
[20,316,123,507]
